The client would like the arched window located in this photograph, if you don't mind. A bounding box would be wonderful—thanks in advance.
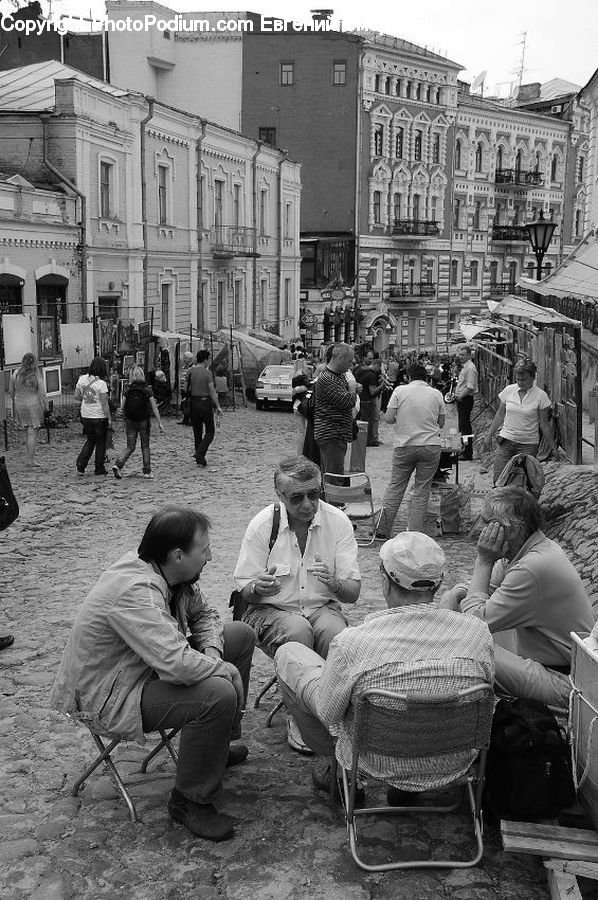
[374,74,381,92]
[396,79,402,96]
[489,260,499,286]
[414,130,422,161]
[405,81,412,98]
[475,142,483,173]
[579,156,585,182]
[395,127,404,158]
[551,154,558,181]
[496,146,504,171]
[412,193,421,221]
[515,148,523,174]
[432,133,440,164]
[435,88,441,104]
[385,77,391,95]
[393,192,401,222]
[454,139,462,170]
[534,150,541,173]
[415,83,421,100]
[508,260,518,285]
[374,125,384,156]
[373,191,381,223]
[473,200,482,230]
[426,85,431,103]
[495,201,503,225]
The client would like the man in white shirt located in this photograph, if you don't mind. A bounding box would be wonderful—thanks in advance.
[377,363,445,538]
[455,346,478,460]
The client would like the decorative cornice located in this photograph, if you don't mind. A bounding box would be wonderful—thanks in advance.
[203,148,247,166]
[0,237,77,249]
[147,128,189,148]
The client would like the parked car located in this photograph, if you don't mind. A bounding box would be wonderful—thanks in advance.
[255,364,293,410]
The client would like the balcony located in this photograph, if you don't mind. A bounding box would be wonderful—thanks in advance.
[488,284,527,296]
[491,225,529,243]
[391,219,440,237]
[211,225,259,259]
[388,282,437,299]
[495,168,544,187]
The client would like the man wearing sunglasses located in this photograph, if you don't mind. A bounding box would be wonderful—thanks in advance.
[234,455,360,752]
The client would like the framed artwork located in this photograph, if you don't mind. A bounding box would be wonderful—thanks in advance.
[135,351,145,366]
[42,365,62,397]
[138,321,151,342]
[122,354,134,375]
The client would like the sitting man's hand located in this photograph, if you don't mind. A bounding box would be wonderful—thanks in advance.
[477,522,509,564]
[308,555,338,591]
[253,565,281,597]
[437,585,467,611]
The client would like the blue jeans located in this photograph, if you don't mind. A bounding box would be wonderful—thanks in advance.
[381,444,442,534]
[116,418,151,474]
[191,398,215,460]
[493,438,539,484]
[77,417,109,474]
[140,621,255,804]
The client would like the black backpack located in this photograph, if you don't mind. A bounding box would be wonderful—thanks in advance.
[484,697,575,821]
[124,385,151,421]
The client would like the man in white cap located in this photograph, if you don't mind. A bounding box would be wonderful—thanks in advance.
[274,532,494,801]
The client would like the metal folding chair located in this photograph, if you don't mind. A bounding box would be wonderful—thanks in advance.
[71,727,180,823]
[339,684,495,871]
[322,471,383,547]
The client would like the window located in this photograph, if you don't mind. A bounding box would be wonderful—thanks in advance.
[414,130,422,162]
[412,193,421,221]
[425,85,432,103]
[214,179,224,228]
[258,127,276,145]
[495,201,503,226]
[473,200,482,230]
[233,184,241,227]
[450,259,459,287]
[374,74,381,92]
[454,139,462,170]
[158,164,169,225]
[161,282,170,329]
[453,198,462,229]
[432,133,440,164]
[423,259,434,283]
[284,278,291,317]
[393,192,401,222]
[415,83,421,101]
[99,160,114,219]
[512,204,520,225]
[430,196,438,223]
[217,281,225,328]
[389,257,400,285]
[405,81,412,98]
[373,191,381,224]
[534,150,541,173]
[98,295,119,322]
[284,201,292,239]
[280,62,294,85]
[425,314,436,345]
[515,148,522,174]
[475,142,483,173]
[234,280,242,324]
[496,146,504,170]
[578,156,585,182]
[374,125,384,156]
[575,209,581,238]
[489,260,499,286]
[508,261,517,286]
[551,154,558,182]
[470,260,479,286]
[435,88,441,104]
[395,127,404,159]
[406,315,417,345]
[368,257,379,288]
[332,60,346,85]
[260,279,268,321]
[259,189,267,235]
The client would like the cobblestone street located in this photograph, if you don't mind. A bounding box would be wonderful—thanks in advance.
[0,406,559,899]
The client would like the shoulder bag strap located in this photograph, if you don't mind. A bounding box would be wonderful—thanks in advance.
[268,501,281,555]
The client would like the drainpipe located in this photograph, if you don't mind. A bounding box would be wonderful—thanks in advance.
[277,150,288,336]
[252,141,262,327]
[354,48,365,341]
[140,98,155,320]
[196,117,206,333]
[41,114,87,320]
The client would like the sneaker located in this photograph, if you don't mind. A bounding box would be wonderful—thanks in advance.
[142,473,154,479]
[168,789,234,842]
[112,464,122,480]
[286,715,314,756]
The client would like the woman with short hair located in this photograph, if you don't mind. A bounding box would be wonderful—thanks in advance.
[484,360,564,483]
[10,352,49,468]
[112,366,163,480]
[74,356,110,476]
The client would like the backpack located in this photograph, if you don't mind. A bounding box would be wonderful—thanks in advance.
[495,452,545,498]
[484,697,575,821]
[124,385,151,421]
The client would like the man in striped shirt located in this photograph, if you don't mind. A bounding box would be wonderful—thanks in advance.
[274,532,494,797]
[314,343,358,479]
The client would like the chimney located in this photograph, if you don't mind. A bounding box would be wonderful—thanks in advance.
[310,9,334,23]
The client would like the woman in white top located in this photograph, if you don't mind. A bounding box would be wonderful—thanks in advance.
[10,352,49,468]
[484,360,564,483]
[74,356,110,475]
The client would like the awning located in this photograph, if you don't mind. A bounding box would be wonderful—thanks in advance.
[517,231,598,300]
[493,294,581,327]
[459,320,510,342]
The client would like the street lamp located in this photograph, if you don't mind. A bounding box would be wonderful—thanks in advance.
[525,210,557,282]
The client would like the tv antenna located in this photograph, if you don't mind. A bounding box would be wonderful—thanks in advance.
[514,31,527,93]
[471,70,487,97]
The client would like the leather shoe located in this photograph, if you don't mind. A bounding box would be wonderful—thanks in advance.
[226,744,249,767]
[0,635,14,651]
[196,456,207,467]
[168,789,234,841]
[312,763,365,805]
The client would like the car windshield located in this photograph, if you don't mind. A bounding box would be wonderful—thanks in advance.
[262,366,291,378]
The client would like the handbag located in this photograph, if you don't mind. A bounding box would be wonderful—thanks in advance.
[229,502,281,621]
[0,456,19,532]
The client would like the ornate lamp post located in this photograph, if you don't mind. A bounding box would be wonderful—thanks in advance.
[525,210,557,282]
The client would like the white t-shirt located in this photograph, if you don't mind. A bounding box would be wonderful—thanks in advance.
[498,382,551,443]
[76,374,108,419]
[455,359,478,399]
[386,380,445,447]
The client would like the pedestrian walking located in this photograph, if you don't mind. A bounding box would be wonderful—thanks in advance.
[356,355,384,446]
[455,346,477,460]
[483,360,565,483]
[178,350,195,425]
[112,366,164,480]
[292,357,311,455]
[314,343,357,479]
[74,357,111,476]
[186,350,223,467]
[9,352,49,468]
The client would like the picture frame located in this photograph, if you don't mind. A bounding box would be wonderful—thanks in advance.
[122,354,135,376]
[42,364,62,397]
[135,350,145,366]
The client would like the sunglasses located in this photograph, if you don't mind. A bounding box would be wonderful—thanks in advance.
[284,490,320,505]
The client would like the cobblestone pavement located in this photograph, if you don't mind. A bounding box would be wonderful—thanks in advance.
[0,405,556,899]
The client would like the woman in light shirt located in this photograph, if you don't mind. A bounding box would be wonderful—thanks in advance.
[484,360,564,483]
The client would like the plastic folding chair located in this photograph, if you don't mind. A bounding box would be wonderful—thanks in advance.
[322,471,383,547]
[339,684,495,871]
[71,727,180,823]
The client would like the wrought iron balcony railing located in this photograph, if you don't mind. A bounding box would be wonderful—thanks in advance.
[391,219,440,237]
[494,168,544,186]
[211,225,259,257]
[488,284,526,296]
[491,225,529,242]
[388,282,437,298]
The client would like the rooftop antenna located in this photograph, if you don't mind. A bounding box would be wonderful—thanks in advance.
[514,31,527,94]
[471,70,487,97]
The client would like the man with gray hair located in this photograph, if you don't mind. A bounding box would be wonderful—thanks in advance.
[441,487,593,708]
[234,455,361,751]
[274,532,494,801]
[314,343,358,478]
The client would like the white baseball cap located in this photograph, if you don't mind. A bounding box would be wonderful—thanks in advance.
[379,532,445,590]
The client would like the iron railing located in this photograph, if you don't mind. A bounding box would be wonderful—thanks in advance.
[388,282,436,298]
[391,219,440,236]
[491,225,529,242]
[211,225,258,257]
[494,168,544,186]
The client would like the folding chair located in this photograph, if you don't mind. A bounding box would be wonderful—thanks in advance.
[322,472,383,547]
[71,726,180,823]
[339,684,495,871]
[254,668,284,727]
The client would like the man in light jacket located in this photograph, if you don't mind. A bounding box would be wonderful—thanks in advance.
[50,506,255,842]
